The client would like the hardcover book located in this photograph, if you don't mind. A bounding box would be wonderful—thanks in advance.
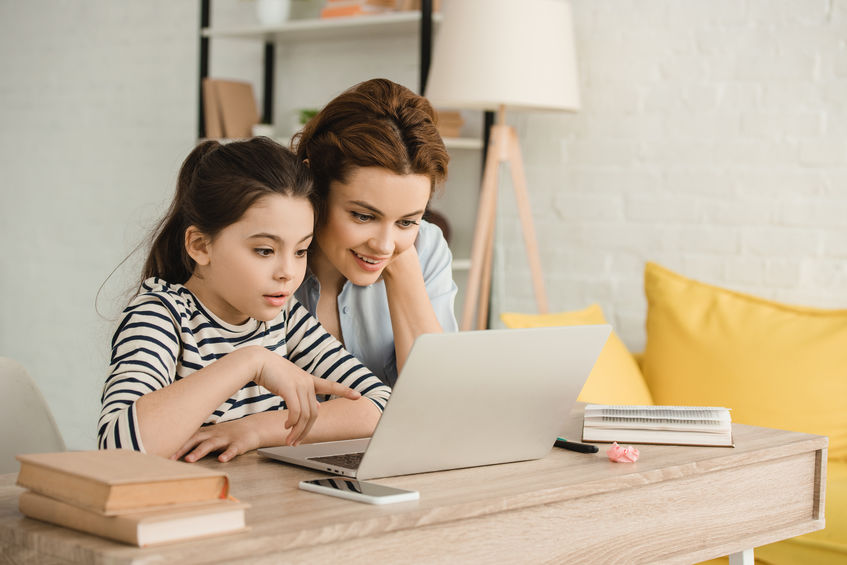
[16,450,229,515]
[582,404,734,447]
[18,491,248,547]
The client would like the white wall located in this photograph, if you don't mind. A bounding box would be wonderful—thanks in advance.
[0,1,198,449]
[493,0,847,352]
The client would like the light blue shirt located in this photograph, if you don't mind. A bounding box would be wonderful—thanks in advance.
[295,220,459,388]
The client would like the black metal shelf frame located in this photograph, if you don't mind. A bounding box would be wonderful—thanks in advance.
[197,0,434,139]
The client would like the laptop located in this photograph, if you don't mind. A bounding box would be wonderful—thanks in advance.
[259,324,611,480]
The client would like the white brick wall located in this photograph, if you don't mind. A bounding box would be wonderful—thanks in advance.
[492,0,847,352]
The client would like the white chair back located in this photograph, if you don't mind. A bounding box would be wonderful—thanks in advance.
[0,357,65,474]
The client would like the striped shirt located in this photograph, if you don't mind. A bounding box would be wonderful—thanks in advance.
[98,278,391,452]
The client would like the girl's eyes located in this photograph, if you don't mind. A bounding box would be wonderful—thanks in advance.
[397,219,420,229]
[255,247,309,258]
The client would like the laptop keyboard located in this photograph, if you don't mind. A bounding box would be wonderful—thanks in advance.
[308,452,365,469]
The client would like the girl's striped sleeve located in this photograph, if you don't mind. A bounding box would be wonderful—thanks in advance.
[97,298,180,451]
[284,299,391,412]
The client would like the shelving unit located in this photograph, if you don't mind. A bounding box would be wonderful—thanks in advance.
[199,1,483,313]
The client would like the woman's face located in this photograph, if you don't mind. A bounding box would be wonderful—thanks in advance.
[316,166,431,287]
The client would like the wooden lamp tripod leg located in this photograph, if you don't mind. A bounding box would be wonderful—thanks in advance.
[461,124,506,331]
[460,119,549,329]
[476,203,497,330]
[506,127,549,314]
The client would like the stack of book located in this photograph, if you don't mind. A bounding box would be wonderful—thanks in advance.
[582,404,734,447]
[320,0,397,19]
[435,110,464,139]
[16,450,248,547]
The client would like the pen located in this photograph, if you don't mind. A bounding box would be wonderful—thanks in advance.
[554,437,599,453]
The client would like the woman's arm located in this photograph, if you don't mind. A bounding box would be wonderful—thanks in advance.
[381,245,443,372]
[381,222,458,373]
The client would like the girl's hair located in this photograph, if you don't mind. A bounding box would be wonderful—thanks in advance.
[142,137,314,284]
[293,78,449,224]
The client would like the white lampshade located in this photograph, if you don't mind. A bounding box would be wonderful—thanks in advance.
[426,0,580,112]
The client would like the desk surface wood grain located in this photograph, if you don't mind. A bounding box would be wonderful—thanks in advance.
[0,406,827,564]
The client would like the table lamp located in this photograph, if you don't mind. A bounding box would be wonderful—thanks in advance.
[425,0,581,330]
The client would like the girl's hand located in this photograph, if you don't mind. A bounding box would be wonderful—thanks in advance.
[252,348,361,446]
[172,418,261,463]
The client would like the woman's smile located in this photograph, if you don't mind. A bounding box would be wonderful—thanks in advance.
[352,250,389,271]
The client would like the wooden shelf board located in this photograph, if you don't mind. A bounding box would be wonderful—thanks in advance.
[203,12,442,43]
[452,258,472,271]
[271,136,481,150]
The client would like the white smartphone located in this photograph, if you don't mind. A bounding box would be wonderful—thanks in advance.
[298,477,419,505]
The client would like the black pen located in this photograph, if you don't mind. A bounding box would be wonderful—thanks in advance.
[554,437,599,453]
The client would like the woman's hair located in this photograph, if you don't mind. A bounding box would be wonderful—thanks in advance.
[142,137,314,285]
[293,78,449,224]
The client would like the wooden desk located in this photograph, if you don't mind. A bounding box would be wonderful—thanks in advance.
[0,410,826,564]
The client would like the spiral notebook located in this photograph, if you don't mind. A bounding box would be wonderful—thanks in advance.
[582,404,734,447]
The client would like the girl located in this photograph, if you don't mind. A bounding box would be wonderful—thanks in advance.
[98,137,390,463]
[293,78,457,388]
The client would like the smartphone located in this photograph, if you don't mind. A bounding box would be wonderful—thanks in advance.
[298,477,419,505]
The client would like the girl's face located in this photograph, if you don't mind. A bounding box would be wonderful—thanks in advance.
[186,194,314,325]
[315,167,431,287]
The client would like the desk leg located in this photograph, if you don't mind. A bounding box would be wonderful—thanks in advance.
[728,548,754,565]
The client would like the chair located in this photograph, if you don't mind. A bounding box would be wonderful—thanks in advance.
[0,357,65,474]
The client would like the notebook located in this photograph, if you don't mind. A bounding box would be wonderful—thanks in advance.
[259,325,611,480]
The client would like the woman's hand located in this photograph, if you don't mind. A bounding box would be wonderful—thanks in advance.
[382,243,420,281]
[172,417,262,463]
[251,348,361,446]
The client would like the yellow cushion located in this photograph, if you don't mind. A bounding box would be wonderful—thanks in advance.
[500,305,653,406]
[642,262,847,461]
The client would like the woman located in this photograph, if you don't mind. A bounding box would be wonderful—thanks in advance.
[293,78,458,388]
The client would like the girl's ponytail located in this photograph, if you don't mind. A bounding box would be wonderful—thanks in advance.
[142,140,220,284]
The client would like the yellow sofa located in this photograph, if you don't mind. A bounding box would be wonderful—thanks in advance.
[501,262,847,565]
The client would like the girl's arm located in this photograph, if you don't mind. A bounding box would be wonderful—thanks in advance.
[127,345,359,458]
[172,301,390,462]
[284,299,391,412]
[381,222,458,373]
[99,299,357,458]
[172,395,382,463]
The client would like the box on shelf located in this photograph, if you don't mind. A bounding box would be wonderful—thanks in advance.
[203,79,260,139]
[435,109,464,139]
